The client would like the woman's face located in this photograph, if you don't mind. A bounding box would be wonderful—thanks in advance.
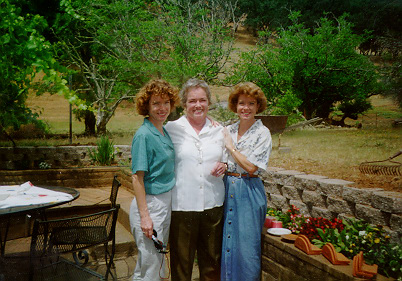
[185,87,209,123]
[148,94,171,125]
[237,94,258,121]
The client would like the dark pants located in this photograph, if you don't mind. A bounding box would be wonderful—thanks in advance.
[169,206,224,281]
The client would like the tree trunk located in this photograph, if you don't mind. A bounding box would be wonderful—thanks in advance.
[96,106,110,136]
[0,124,16,147]
[96,121,107,136]
[84,111,96,136]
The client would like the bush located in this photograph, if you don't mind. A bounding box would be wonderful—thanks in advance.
[88,136,115,166]
[228,12,382,122]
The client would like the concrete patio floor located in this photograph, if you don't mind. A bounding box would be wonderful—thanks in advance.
[1,185,200,281]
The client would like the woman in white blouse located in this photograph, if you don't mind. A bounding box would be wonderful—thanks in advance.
[165,78,227,281]
[220,82,272,281]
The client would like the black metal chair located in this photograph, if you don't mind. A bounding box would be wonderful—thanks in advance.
[93,175,121,208]
[29,206,120,281]
[71,175,121,276]
[110,175,121,208]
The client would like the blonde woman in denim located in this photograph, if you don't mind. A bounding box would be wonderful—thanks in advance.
[221,82,272,281]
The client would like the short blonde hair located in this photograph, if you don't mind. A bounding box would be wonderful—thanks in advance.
[228,82,267,114]
[135,79,179,116]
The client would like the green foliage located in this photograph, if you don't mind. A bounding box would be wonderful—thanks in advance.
[313,228,349,253]
[50,0,236,134]
[381,55,402,109]
[340,218,401,278]
[39,161,52,169]
[88,136,115,166]
[0,0,86,145]
[238,0,402,43]
[227,12,381,121]
[209,95,237,124]
[268,91,304,125]
[156,1,235,84]
[0,1,52,133]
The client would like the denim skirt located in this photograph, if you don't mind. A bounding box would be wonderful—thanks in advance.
[221,175,267,281]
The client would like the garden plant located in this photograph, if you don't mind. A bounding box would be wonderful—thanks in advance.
[267,206,402,279]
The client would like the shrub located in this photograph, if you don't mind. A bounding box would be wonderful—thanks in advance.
[88,136,115,166]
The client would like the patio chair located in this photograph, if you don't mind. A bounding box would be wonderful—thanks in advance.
[29,205,120,281]
[110,175,121,208]
[71,175,121,271]
[93,175,121,208]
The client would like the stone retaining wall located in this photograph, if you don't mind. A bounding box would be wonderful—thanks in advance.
[0,145,132,170]
[0,167,123,187]
[262,167,402,244]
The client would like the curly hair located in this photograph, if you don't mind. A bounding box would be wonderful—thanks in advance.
[135,79,179,116]
[228,82,267,114]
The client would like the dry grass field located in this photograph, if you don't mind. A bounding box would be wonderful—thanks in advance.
[16,27,402,191]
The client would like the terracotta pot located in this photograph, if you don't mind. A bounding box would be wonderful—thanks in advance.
[271,220,283,228]
[264,216,276,228]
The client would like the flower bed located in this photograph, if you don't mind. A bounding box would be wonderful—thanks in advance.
[267,205,402,279]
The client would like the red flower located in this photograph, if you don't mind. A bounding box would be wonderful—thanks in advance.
[299,217,345,241]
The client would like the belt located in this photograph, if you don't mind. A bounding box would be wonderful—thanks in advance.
[225,172,259,178]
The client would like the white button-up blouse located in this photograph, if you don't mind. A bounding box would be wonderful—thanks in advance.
[165,116,225,212]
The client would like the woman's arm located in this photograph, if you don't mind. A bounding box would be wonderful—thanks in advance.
[132,171,153,239]
[223,128,258,175]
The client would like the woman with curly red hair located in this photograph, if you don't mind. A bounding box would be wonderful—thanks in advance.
[129,79,179,280]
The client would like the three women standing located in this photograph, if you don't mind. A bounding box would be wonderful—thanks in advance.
[221,82,272,281]
[129,79,271,281]
[129,79,179,280]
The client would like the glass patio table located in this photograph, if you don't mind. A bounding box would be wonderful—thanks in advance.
[0,183,80,257]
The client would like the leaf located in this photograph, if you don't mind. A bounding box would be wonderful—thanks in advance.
[316,228,325,240]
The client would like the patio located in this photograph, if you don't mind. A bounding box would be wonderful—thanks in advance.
[0,180,200,281]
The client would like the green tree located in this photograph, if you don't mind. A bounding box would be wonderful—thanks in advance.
[381,56,402,109]
[0,0,78,145]
[228,12,381,124]
[53,0,236,135]
[238,0,402,56]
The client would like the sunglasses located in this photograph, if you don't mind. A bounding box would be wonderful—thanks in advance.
[152,229,169,254]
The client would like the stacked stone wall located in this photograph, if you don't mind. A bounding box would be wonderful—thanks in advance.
[0,145,131,170]
[0,167,123,188]
[262,168,402,244]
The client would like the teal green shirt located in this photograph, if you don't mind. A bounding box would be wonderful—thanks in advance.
[131,118,175,195]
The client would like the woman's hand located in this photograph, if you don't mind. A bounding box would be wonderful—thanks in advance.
[140,215,154,239]
[207,116,221,127]
[223,127,235,151]
[132,172,154,239]
[210,162,227,177]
